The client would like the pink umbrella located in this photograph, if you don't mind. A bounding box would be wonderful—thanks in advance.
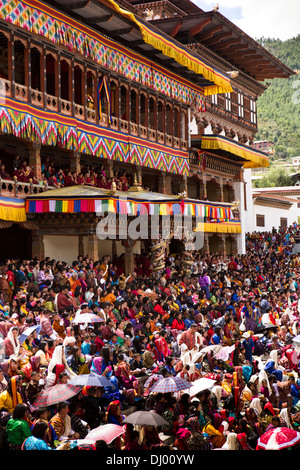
[257,427,300,450]
[86,424,126,444]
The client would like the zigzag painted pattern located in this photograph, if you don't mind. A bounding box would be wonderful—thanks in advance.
[0,104,189,175]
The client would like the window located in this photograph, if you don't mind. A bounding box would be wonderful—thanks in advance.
[225,92,231,111]
[250,99,256,123]
[280,217,288,228]
[256,214,265,227]
[211,94,218,105]
[238,93,244,118]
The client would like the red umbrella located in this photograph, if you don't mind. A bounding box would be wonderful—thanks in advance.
[257,427,300,450]
[33,384,82,407]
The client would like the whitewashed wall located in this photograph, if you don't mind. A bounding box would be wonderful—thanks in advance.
[253,202,298,232]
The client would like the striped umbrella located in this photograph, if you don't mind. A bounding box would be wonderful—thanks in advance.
[143,374,164,389]
[150,376,192,393]
[33,384,82,407]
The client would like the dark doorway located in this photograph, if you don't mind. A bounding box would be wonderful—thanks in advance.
[0,224,32,262]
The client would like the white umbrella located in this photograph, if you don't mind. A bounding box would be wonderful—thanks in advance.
[71,313,104,324]
[188,377,216,397]
[18,325,41,344]
[215,345,235,361]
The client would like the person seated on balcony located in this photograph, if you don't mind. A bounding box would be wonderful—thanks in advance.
[57,173,65,187]
[44,164,54,179]
[71,172,78,185]
[90,171,98,187]
[99,165,106,178]
[119,171,128,190]
[18,164,37,184]
[12,155,22,174]
[76,172,85,185]
[64,170,76,187]
[39,172,50,187]
[97,174,108,189]
[82,171,92,185]
[0,164,10,180]
[41,157,50,174]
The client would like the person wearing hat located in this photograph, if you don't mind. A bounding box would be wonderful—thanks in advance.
[242,331,254,364]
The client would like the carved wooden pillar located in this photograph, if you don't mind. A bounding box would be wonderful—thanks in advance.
[107,160,114,178]
[78,235,84,257]
[70,152,81,174]
[122,239,136,276]
[29,142,42,181]
[32,231,44,260]
[87,230,99,261]
[199,175,207,200]
[158,171,167,194]
[220,234,227,255]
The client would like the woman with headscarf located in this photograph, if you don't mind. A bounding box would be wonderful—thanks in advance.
[210,385,224,411]
[44,344,76,389]
[221,431,238,450]
[90,349,119,392]
[173,428,191,450]
[264,349,283,381]
[279,407,293,429]
[249,397,263,417]
[106,400,124,426]
[3,326,20,358]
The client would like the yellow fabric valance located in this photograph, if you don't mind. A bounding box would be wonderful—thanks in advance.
[195,221,242,233]
[201,135,269,169]
[0,197,27,222]
[103,0,233,96]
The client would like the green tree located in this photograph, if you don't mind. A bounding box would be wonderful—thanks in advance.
[253,165,293,188]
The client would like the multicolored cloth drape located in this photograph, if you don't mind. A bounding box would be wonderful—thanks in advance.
[26,194,235,222]
[0,99,190,176]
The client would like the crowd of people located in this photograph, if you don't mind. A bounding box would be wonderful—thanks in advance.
[1,223,300,451]
[0,155,136,192]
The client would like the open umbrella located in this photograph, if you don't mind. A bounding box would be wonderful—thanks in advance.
[150,376,192,393]
[257,427,300,450]
[256,323,278,333]
[143,374,164,389]
[188,377,216,397]
[71,313,104,324]
[18,325,41,344]
[32,384,82,407]
[86,424,126,444]
[69,373,115,389]
[123,410,169,427]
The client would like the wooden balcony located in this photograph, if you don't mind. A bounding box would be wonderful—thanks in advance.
[0,178,54,199]
[0,78,189,152]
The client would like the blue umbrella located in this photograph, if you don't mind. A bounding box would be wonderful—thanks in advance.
[19,325,41,344]
[69,373,116,389]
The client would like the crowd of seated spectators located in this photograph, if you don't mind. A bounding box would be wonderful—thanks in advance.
[0,155,137,192]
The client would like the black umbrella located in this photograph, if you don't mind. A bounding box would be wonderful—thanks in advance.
[256,324,278,333]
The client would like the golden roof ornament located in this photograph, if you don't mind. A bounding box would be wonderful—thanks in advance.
[129,173,143,192]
